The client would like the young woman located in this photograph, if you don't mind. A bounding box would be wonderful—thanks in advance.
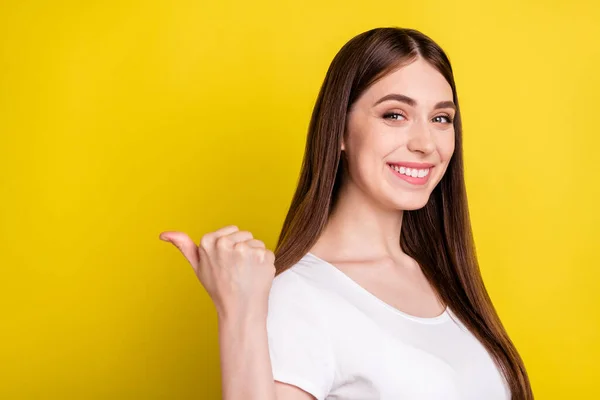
[160,27,533,400]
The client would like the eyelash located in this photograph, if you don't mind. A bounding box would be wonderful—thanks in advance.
[383,112,454,124]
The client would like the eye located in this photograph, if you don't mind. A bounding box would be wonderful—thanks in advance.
[383,112,407,121]
[432,114,453,124]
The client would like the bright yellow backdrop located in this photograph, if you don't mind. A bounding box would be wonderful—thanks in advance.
[1,0,598,398]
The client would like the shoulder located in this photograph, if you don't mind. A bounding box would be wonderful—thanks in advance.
[268,253,351,320]
[268,259,323,317]
[266,254,343,338]
[270,266,314,297]
[267,256,337,399]
[268,254,332,312]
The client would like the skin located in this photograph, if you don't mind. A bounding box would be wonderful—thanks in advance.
[310,57,456,318]
[159,56,456,400]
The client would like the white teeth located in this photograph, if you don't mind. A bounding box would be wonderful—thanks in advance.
[389,164,430,178]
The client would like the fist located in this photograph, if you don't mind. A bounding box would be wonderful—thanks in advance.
[159,225,276,319]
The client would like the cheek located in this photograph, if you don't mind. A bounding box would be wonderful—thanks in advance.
[438,132,456,162]
[346,122,386,165]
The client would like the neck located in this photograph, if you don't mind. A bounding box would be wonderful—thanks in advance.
[311,178,406,262]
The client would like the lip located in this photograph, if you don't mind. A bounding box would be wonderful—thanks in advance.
[387,163,433,186]
[387,161,435,169]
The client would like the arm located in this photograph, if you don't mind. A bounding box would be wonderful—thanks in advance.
[218,314,315,400]
[159,226,316,400]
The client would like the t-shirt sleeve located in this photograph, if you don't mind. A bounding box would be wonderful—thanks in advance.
[266,271,335,400]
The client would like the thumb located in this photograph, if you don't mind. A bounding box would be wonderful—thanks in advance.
[159,231,200,270]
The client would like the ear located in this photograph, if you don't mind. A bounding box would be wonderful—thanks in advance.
[341,139,346,151]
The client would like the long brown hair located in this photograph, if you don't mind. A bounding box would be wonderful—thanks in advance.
[274,27,532,399]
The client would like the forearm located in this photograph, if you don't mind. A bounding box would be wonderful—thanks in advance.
[218,313,276,400]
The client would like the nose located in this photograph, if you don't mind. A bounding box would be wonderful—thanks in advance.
[406,119,436,155]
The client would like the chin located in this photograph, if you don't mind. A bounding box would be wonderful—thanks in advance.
[389,194,431,211]
[399,201,429,211]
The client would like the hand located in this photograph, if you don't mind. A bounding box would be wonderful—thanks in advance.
[159,225,276,320]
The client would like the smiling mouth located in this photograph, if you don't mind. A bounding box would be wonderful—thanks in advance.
[387,163,432,185]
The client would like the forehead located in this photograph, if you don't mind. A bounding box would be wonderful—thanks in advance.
[362,58,454,105]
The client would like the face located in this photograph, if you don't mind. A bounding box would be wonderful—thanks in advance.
[342,57,456,211]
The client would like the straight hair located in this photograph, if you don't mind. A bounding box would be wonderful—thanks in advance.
[274,27,533,399]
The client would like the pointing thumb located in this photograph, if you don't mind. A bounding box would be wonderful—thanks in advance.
[159,231,200,270]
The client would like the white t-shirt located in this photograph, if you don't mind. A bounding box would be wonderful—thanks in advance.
[267,252,511,400]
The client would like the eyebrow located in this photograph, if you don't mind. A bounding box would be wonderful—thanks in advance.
[373,93,456,111]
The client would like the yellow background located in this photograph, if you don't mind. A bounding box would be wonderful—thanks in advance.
[1,0,598,398]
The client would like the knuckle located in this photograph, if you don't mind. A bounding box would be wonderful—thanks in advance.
[265,250,275,263]
[254,248,268,261]
[199,234,213,249]
[215,236,232,249]
[233,241,248,253]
